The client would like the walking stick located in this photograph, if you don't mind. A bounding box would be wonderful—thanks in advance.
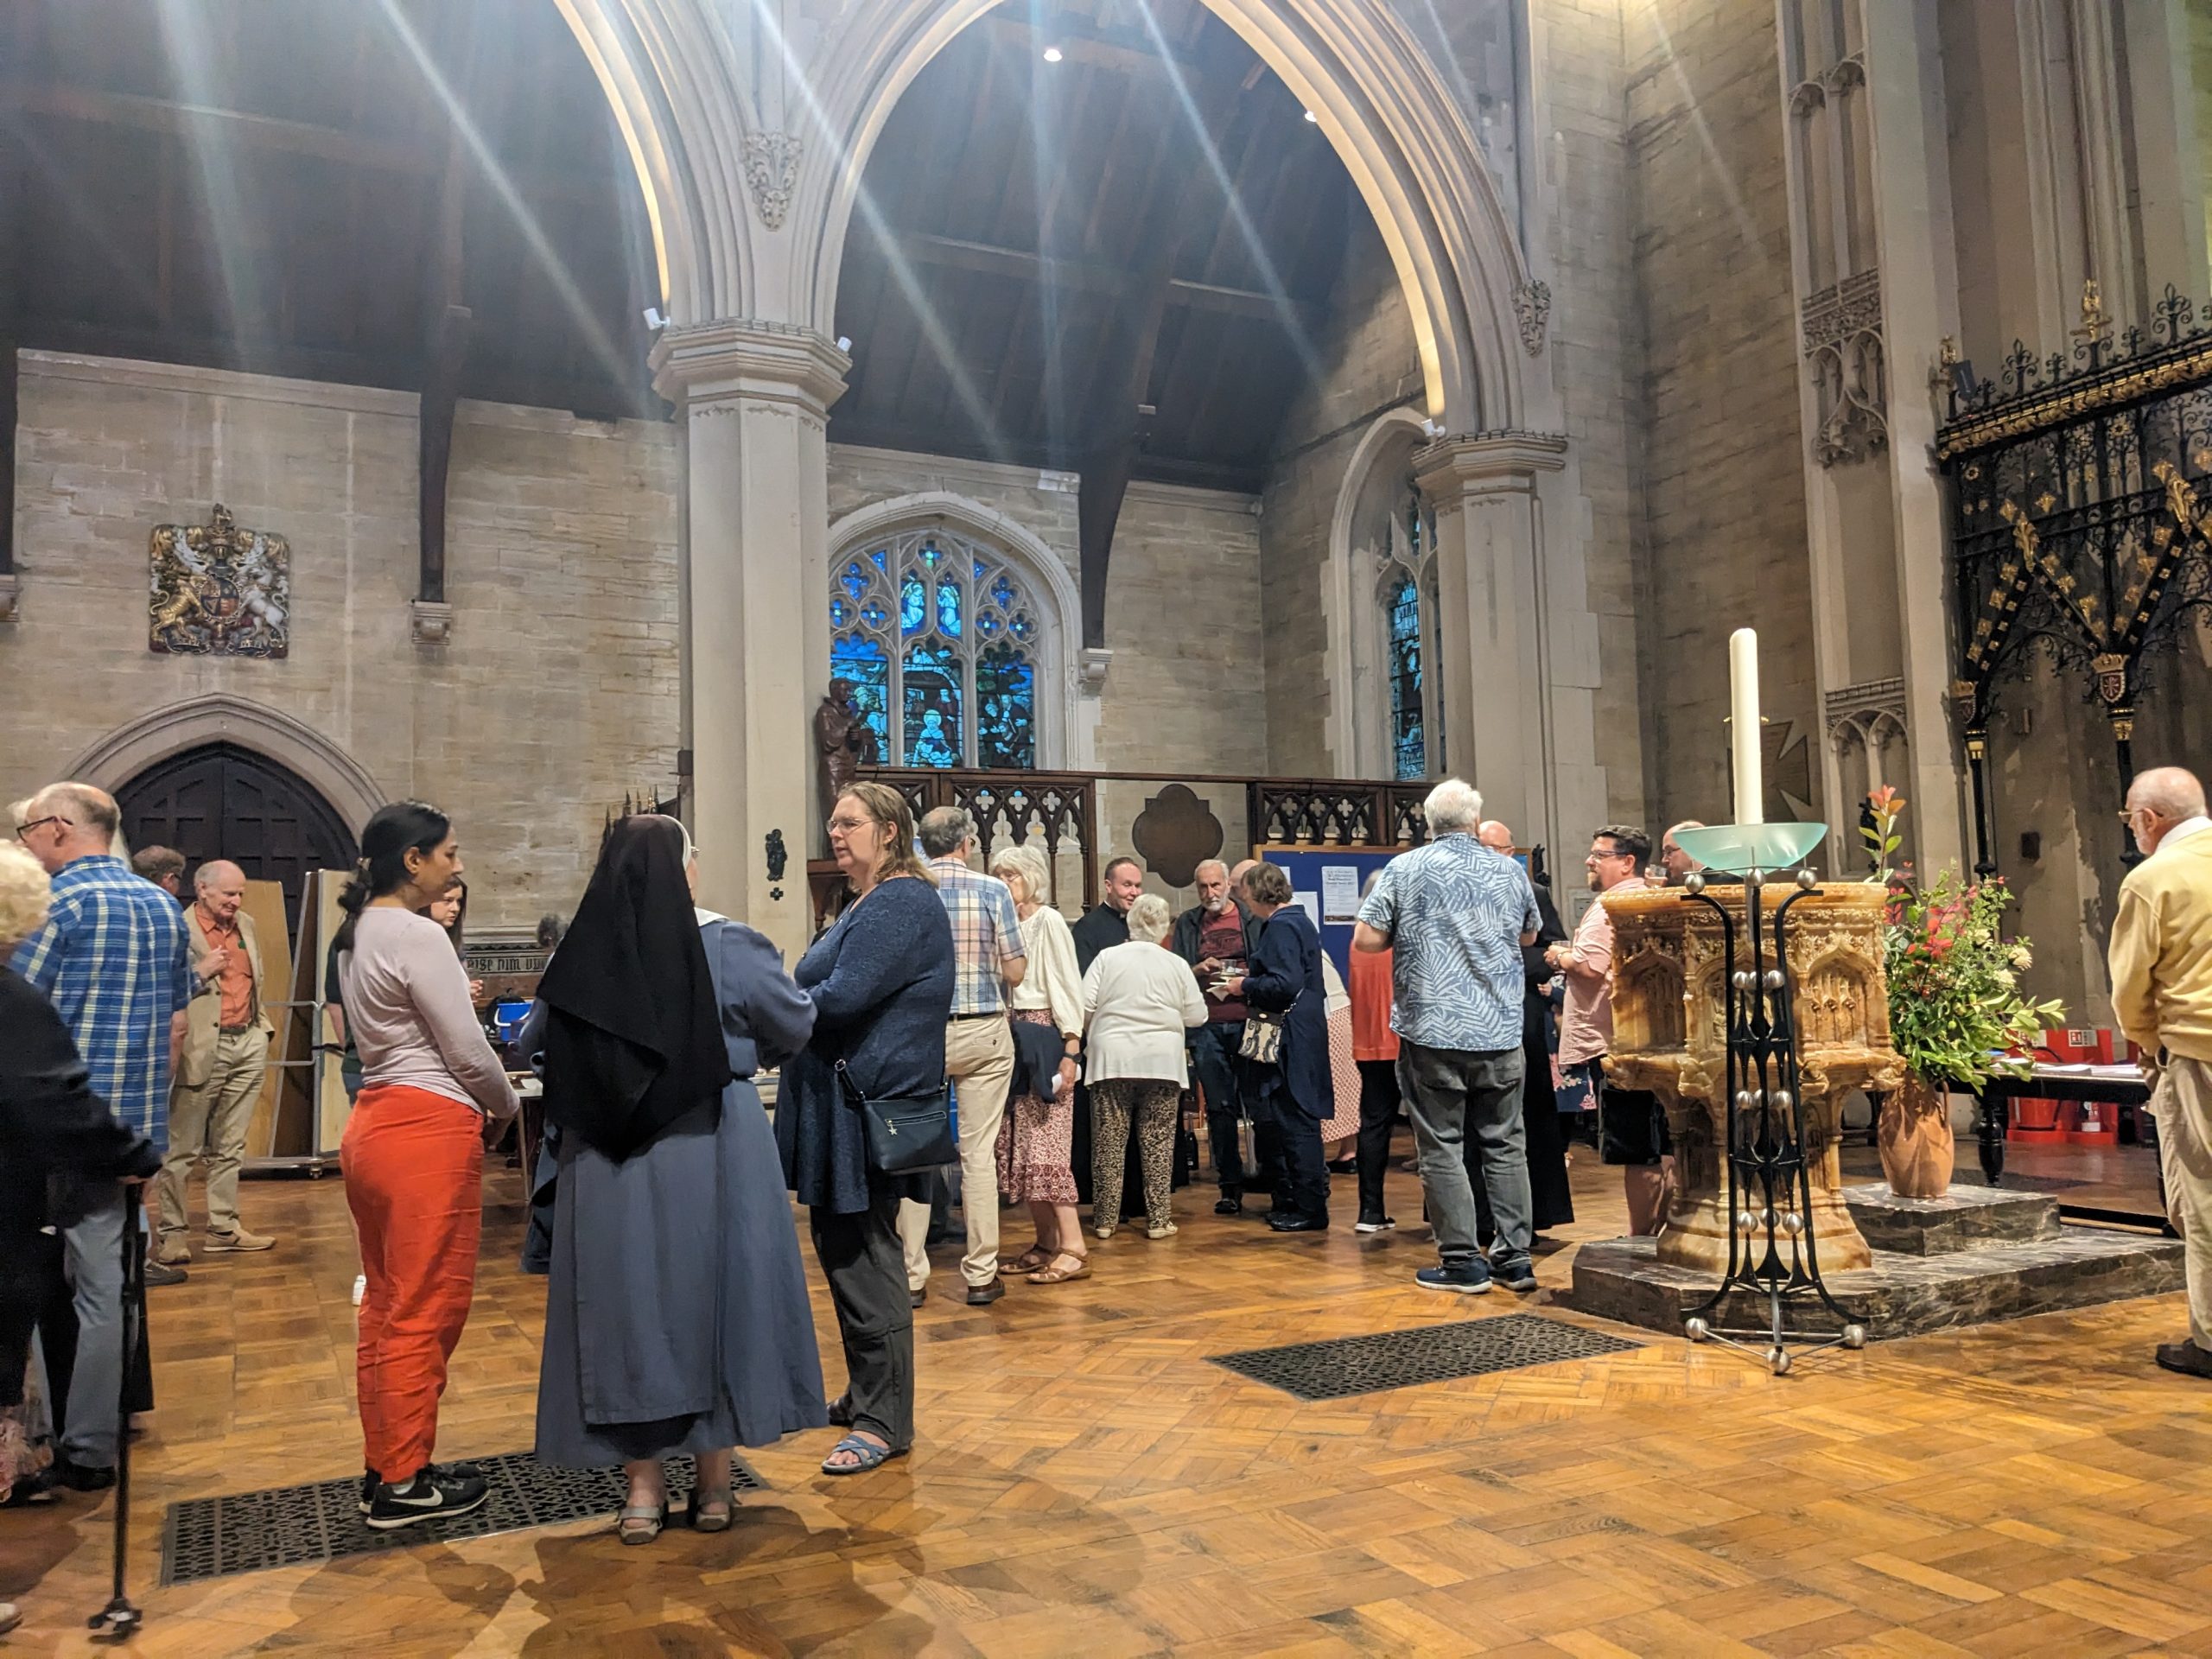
[87,1185,145,1639]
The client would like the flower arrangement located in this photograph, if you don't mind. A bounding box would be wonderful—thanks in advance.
[1881,865,2065,1091]
[1860,785,1906,882]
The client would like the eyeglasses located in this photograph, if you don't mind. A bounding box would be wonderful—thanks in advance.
[1589,846,1635,861]
[12,816,63,841]
[2117,808,2142,825]
[826,816,876,834]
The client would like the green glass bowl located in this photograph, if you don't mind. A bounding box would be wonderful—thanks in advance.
[1670,822,1827,876]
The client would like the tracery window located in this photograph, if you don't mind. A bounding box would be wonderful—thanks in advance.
[829,529,1040,769]
[1380,484,1442,781]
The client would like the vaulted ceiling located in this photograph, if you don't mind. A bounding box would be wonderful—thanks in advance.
[2,0,658,420]
[830,0,1361,494]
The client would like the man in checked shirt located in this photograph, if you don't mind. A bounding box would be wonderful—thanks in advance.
[12,782,194,1491]
[902,806,1027,1306]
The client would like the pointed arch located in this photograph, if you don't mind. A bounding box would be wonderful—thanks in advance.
[67,695,387,836]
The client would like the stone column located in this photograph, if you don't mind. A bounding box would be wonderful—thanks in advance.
[1414,430,1602,856]
[652,319,848,963]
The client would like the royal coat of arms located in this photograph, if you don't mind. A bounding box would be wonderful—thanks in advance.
[149,503,290,658]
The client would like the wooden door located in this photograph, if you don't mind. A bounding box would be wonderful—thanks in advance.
[118,743,357,938]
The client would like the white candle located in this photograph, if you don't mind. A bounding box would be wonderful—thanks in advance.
[1729,627,1764,825]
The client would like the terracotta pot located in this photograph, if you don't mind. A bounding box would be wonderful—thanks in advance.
[1878,1073,1955,1198]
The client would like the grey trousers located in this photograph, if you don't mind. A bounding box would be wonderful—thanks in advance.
[1398,1040,1531,1268]
[810,1187,914,1452]
[60,1192,127,1466]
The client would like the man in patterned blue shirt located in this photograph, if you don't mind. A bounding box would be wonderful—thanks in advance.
[13,782,195,1485]
[1355,778,1541,1296]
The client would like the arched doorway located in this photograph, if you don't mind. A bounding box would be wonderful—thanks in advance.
[117,744,357,937]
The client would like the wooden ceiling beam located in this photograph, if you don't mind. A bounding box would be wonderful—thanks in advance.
[887,231,1322,327]
[0,79,612,206]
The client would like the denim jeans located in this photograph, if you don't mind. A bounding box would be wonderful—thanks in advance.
[1188,1021,1246,1192]
[1398,1041,1530,1268]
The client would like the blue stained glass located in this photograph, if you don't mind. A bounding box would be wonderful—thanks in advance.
[1009,612,1034,641]
[976,643,1034,769]
[861,601,888,630]
[920,543,940,569]
[841,560,870,601]
[869,549,886,570]
[990,576,1016,610]
[902,642,961,767]
[976,611,999,637]
[1388,574,1425,781]
[937,579,962,637]
[831,632,890,762]
[899,572,926,635]
[974,559,988,582]
[830,598,849,628]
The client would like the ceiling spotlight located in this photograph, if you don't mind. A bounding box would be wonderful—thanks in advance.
[1303,109,1318,124]
[1042,45,1064,62]
[836,335,852,353]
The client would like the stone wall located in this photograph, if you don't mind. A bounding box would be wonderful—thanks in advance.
[3,351,680,935]
[1533,0,1650,833]
[1624,0,1815,834]
[1257,208,1427,778]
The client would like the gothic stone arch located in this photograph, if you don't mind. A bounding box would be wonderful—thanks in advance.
[558,0,1540,434]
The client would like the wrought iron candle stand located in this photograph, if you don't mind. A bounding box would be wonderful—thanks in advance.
[1678,860,1868,1376]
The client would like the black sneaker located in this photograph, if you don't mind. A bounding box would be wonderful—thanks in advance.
[360,1460,485,1515]
[1491,1255,1540,1294]
[1414,1262,1493,1295]
[1354,1214,1395,1235]
[54,1456,116,1492]
[365,1466,489,1530]
[1214,1195,1242,1217]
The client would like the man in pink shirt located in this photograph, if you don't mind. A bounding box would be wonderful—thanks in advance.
[1548,824,1670,1236]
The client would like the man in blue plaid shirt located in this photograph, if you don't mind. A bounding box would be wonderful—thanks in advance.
[13,782,195,1486]
[903,806,1027,1306]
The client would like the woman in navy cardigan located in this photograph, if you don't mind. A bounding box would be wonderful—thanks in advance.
[777,782,955,1476]
[1225,861,1333,1231]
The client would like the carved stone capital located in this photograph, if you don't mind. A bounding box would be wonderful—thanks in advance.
[1077,647,1112,696]
[651,317,850,416]
[410,600,454,645]
[1412,430,1569,503]
[742,130,802,232]
[0,574,17,624]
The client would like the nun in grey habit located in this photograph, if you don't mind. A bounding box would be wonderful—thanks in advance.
[533,814,826,1542]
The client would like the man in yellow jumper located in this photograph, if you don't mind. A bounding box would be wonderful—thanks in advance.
[2109,766,2212,1377]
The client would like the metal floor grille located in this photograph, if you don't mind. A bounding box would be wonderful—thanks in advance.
[1211,1313,1640,1402]
[161,1450,763,1586]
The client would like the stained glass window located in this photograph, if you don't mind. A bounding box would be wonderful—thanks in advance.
[1377,476,1441,781]
[828,528,1044,768]
[1387,574,1424,782]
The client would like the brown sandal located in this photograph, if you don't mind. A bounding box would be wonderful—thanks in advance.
[1002,1245,1053,1275]
[1027,1254,1091,1285]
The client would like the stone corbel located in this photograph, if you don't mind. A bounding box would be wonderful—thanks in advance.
[743,131,802,231]
[0,574,17,624]
[410,599,454,645]
[1077,647,1112,696]
[1512,281,1551,356]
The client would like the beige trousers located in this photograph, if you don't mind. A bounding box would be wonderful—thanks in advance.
[899,1014,1017,1291]
[2155,1055,2212,1348]
[157,1027,270,1243]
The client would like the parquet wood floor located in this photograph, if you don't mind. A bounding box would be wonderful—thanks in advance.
[6,1144,2212,1656]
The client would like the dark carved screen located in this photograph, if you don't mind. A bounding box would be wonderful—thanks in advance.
[118,743,357,937]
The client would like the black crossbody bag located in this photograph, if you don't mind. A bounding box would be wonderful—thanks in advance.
[834,1060,956,1175]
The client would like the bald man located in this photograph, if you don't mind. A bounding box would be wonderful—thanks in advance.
[156,859,278,1262]
[2111,766,2212,1376]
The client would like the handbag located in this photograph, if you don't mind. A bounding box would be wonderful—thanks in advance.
[1239,1012,1286,1065]
[834,1060,956,1175]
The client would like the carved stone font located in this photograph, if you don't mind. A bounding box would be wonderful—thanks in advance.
[1602,883,1903,1274]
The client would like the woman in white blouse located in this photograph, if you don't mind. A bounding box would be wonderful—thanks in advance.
[987,845,1090,1285]
[1082,893,1208,1241]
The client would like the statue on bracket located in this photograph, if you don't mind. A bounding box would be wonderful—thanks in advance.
[149,503,290,658]
[816,677,878,829]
